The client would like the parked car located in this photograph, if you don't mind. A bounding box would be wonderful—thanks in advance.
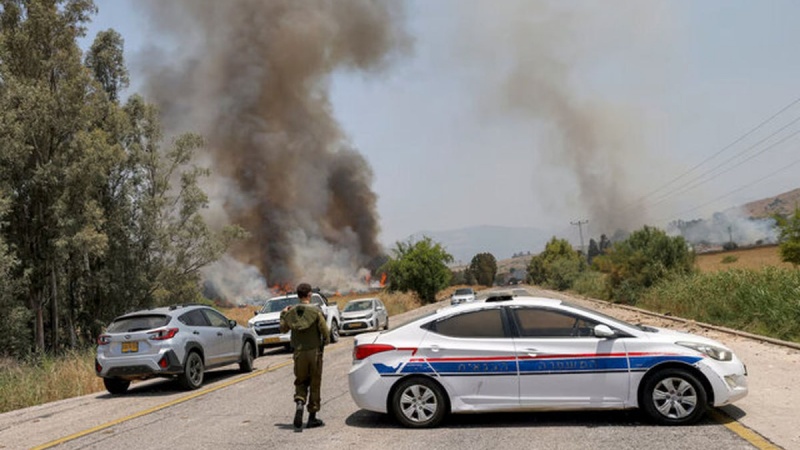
[248,290,340,355]
[348,295,748,428]
[95,304,258,394]
[450,287,476,305]
[340,298,389,335]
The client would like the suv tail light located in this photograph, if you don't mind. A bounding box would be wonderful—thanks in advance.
[148,328,179,340]
[354,344,395,360]
[97,334,111,345]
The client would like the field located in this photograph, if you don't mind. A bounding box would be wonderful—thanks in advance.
[694,245,794,272]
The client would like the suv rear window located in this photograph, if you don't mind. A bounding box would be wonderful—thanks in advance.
[107,315,170,333]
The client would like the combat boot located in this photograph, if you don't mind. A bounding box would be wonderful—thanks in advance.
[293,400,304,432]
[306,412,325,429]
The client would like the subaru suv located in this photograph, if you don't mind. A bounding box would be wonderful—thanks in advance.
[95,304,258,394]
[450,287,477,305]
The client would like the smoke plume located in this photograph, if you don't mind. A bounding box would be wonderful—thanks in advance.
[139,1,408,292]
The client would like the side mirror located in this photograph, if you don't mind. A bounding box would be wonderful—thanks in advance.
[594,324,615,338]
[229,319,237,329]
[253,311,258,316]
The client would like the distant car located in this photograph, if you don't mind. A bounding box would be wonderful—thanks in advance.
[450,288,476,305]
[348,295,748,428]
[96,305,258,394]
[248,291,340,355]
[340,298,389,335]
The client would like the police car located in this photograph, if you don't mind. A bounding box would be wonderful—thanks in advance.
[348,295,748,427]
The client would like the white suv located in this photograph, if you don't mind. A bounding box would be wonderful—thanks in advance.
[450,287,476,305]
[95,305,258,394]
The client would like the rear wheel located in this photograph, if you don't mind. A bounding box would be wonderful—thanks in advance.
[391,377,447,428]
[103,378,130,395]
[641,368,708,425]
[178,351,204,390]
[239,341,254,373]
[329,321,340,343]
[384,318,390,330]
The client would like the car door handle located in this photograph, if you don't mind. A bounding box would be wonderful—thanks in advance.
[430,345,440,353]
[193,331,200,335]
[523,348,540,357]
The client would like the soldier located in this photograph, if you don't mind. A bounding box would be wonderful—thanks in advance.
[280,282,330,432]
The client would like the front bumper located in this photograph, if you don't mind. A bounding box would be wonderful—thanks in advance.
[255,333,291,347]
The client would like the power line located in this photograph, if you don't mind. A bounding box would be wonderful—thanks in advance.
[621,95,800,212]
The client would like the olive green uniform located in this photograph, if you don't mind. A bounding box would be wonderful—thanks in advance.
[280,305,330,413]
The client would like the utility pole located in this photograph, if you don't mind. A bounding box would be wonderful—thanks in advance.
[570,219,588,257]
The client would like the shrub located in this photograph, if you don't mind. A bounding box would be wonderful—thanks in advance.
[721,255,738,264]
[571,271,609,300]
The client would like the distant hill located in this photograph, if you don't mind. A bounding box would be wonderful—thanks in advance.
[408,225,550,264]
[742,187,800,218]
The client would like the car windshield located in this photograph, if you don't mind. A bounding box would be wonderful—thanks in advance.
[344,300,373,312]
[261,297,299,313]
[107,315,170,333]
[454,289,473,295]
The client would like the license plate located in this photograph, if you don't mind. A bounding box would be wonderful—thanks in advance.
[121,342,138,353]
[346,323,365,329]
[263,337,280,344]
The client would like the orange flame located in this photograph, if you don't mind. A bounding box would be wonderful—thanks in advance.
[380,273,387,287]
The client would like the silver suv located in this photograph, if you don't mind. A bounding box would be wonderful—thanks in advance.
[95,304,258,394]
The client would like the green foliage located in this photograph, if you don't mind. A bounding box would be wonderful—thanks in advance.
[466,252,497,286]
[640,267,800,342]
[775,207,800,266]
[382,237,453,303]
[571,271,609,300]
[0,2,243,357]
[721,255,738,264]
[526,237,586,291]
[593,226,695,304]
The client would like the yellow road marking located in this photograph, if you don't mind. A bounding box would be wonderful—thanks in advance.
[32,359,293,450]
[709,410,781,450]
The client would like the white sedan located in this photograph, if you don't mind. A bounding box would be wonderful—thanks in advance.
[348,295,748,428]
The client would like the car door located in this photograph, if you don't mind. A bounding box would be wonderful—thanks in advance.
[201,309,238,365]
[178,309,221,364]
[511,306,630,408]
[415,307,519,412]
[376,299,388,328]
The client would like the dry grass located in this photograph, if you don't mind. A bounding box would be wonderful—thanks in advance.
[695,245,794,272]
[0,349,104,414]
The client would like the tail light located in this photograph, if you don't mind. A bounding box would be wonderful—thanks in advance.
[354,344,395,360]
[158,355,169,369]
[97,334,111,345]
[95,360,102,373]
[148,328,179,340]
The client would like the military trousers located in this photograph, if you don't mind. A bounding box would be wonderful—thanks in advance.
[293,347,324,413]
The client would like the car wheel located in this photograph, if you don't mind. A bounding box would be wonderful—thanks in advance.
[384,318,390,330]
[178,351,204,390]
[641,368,707,425]
[330,321,340,343]
[391,377,447,428]
[239,341,254,373]
[258,346,266,357]
[103,378,130,395]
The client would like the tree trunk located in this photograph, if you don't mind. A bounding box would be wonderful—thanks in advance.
[51,267,59,352]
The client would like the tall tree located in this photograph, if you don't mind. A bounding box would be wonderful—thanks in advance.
[774,207,800,266]
[382,237,453,303]
[467,252,497,286]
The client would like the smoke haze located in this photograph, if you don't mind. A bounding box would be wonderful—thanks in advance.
[140,0,408,292]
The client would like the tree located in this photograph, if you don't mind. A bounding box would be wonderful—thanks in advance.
[467,252,497,286]
[526,237,586,290]
[775,207,800,266]
[587,238,600,263]
[381,237,453,303]
[594,226,695,303]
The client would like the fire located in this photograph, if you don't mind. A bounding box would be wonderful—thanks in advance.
[380,273,387,287]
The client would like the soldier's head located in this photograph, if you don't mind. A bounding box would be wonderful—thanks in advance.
[296,283,312,303]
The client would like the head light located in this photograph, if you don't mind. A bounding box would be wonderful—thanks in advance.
[676,341,733,361]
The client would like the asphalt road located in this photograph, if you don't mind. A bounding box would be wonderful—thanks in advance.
[0,291,791,450]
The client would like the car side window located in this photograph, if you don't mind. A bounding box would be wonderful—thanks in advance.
[179,309,210,327]
[202,309,230,328]
[430,309,506,338]
[513,308,598,338]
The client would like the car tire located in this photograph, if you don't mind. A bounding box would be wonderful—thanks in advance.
[391,377,447,428]
[239,341,254,373]
[258,346,266,357]
[178,351,204,390]
[330,320,339,343]
[103,377,130,395]
[384,318,390,330]
[640,368,708,425]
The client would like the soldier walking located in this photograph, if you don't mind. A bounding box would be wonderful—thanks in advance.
[280,282,330,432]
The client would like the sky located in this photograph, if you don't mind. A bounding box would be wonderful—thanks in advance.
[82,0,800,249]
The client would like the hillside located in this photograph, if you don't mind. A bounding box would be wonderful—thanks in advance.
[743,187,800,218]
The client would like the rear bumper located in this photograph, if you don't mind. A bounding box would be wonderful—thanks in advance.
[96,350,183,380]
